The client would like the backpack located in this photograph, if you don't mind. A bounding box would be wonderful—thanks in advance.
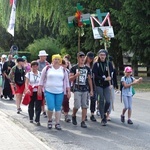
[120,76,134,102]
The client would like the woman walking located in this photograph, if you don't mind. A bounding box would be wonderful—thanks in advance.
[9,58,25,114]
[38,54,71,130]
[25,61,43,126]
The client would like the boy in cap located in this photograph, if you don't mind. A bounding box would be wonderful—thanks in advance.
[70,51,93,128]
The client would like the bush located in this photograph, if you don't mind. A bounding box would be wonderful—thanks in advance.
[26,37,60,62]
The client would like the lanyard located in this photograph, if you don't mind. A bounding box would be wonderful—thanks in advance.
[99,62,106,74]
[33,74,38,83]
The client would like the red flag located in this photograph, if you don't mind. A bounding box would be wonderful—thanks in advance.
[10,0,13,6]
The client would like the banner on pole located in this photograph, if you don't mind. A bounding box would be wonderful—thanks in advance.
[7,0,17,37]
[92,26,114,39]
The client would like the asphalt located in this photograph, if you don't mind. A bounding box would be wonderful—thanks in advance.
[0,92,150,150]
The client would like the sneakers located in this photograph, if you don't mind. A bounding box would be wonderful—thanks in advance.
[48,121,52,129]
[30,120,33,123]
[42,112,47,118]
[35,122,41,126]
[65,115,71,123]
[72,116,77,125]
[17,108,22,114]
[90,115,97,122]
[101,119,106,126]
[121,115,125,123]
[127,119,133,124]
[81,121,87,128]
[55,124,62,130]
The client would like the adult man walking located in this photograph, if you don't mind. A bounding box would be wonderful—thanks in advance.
[37,50,49,117]
[70,51,93,128]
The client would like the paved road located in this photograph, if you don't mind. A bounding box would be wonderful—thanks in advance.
[0,92,150,150]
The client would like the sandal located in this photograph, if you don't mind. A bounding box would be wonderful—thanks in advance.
[48,121,52,129]
[55,124,62,130]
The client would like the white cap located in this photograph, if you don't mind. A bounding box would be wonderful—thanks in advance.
[38,50,48,56]
[1,54,7,58]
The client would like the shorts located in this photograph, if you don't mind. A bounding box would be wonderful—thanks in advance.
[74,91,89,109]
[15,84,25,94]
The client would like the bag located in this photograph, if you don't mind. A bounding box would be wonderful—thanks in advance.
[132,87,135,95]
[22,92,31,105]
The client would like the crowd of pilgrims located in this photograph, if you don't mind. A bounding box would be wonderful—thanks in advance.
[1,49,138,130]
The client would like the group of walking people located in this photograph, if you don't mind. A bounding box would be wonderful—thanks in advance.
[0,49,143,130]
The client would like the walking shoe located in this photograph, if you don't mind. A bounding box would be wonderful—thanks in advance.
[127,119,133,124]
[81,121,87,128]
[48,121,52,129]
[55,124,62,130]
[18,108,22,111]
[17,108,21,114]
[104,114,107,124]
[30,120,33,123]
[0,95,3,99]
[42,112,47,118]
[65,116,71,123]
[90,115,97,122]
[101,119,106,126]
[35,122,41,126]
[72,116,77,125]
[121,115,125,123]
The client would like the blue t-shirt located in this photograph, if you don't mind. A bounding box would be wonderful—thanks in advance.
[121,76,135,96]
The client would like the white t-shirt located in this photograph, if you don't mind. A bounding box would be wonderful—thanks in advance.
[45,66,64,94]
[25,71,41,92]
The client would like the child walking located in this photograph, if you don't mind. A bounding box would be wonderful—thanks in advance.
[121,66,142,124]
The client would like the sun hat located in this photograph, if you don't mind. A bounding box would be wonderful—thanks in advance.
[77,51,85,57]
[38,50,48,56]
[124,66,132,73]
[1,54,7,58]
[86,51,94,59]
[22,56,27,60]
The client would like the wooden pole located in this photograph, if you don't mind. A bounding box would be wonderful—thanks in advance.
[104,42,114,111]
[78,28,81,53]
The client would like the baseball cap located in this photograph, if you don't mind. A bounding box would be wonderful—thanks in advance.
[124,66,132,73]
[97,49,108,55]
[77,51,85,57]
[86,51,94,59]
[22,56,27,60]
[16,57,25,62]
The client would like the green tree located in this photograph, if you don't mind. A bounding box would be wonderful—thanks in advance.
[26,37,60,61]
[112,0,150,64]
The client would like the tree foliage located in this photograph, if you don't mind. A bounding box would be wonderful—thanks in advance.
[26,37,60,62]
[0,0,149,65]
